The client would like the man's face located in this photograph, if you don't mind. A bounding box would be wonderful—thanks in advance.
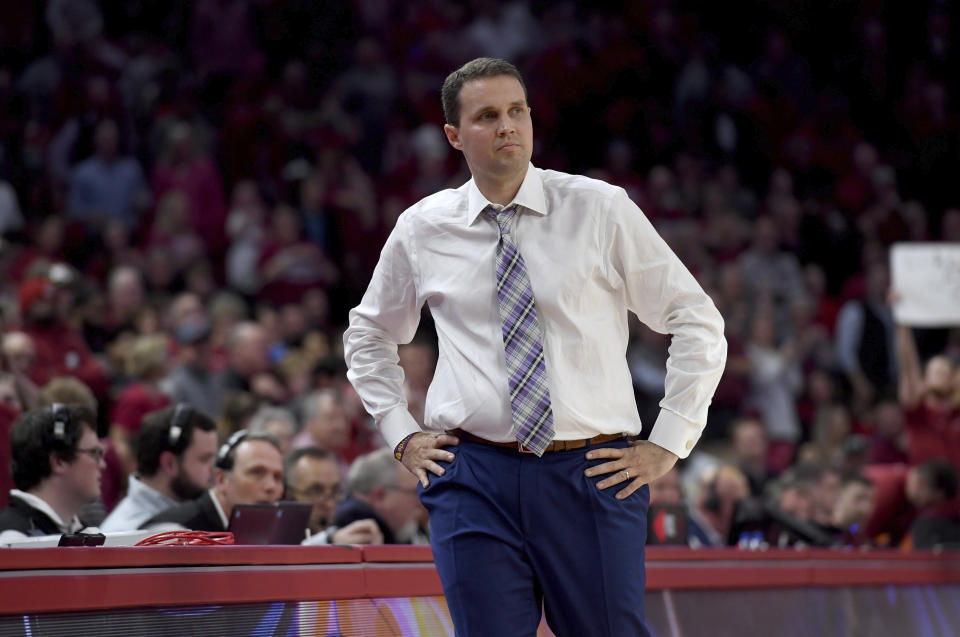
[307,398,350,451]
[444,75,533,187]
[235,328,270,378]
[287,456,342,533]
[218,440,284,510]
[62,425,104,505]
[732,422,767,463]
[171,429,218,501]
[810,471,842,523]
[834,482,876,529]
[905,468,934,508]
[649,468,682,505]
[370,465,423,536]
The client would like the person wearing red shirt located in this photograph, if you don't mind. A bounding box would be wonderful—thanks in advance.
[110,334,172,478]
[895,323,960,469]
[18,278,109,404]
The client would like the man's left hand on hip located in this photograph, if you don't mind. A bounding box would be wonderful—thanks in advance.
[584,440,679,500]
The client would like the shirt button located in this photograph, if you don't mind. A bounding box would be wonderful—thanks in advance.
[685,440,693,450]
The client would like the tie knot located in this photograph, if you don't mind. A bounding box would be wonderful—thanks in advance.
[488,205,517,236]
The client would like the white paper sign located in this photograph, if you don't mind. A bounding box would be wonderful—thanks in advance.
[890,243,960,327]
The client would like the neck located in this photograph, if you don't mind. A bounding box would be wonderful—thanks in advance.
[474,165,527,206]
[214,486,232,520]
[139,473,177,501]
[29,482,80,527]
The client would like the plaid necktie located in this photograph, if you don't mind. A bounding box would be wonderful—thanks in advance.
[489,205,555,456]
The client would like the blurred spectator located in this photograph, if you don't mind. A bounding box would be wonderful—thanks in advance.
[19,277,109,403]
[835,262,897,411]
[895,321,960,468]
[160,316,218,418]
[257,204,338,306]
[825,475,877,546]
[334,448,425,544]
[150,122,227,253]
[247,406,297,456]
[0,373,24,414]
[285,447,383,545]
[866,399,908,464]
[0,179,24,236]
[1,332,39,410]
[803,404,853,467]
[730,417,772,496]
[216,321,270,397]
[689,464,750,546]
[106,265,147,343]
[398,339,436,427]
[110,334,172,478]
[792,463,843,531]
[745,312,802,468]
[0,405,103,542]
[101,405,218,532]
[143,431,283,532]
[67,119,148,233]
[737,216,804,309]
[904,460,960,549]
[224,180,267,296]
[291,389,351,462]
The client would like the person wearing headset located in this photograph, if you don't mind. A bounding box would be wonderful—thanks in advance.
[0,404,105,544]
[100,404,218,532]
[141,430,284,532]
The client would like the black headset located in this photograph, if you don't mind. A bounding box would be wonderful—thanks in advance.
[51,403,69,441]
[215,429,249,471]
[168,403,192,450]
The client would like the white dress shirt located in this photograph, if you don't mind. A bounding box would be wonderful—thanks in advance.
[100,475,178,532]
[344,165,726,458]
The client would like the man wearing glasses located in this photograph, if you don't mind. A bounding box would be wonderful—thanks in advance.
[285,447,383,545]
[0,405,105,543]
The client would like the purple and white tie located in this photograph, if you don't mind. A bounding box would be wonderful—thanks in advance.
[489,205,555,456]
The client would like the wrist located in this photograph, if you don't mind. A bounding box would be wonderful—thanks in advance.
[394,433,417,461]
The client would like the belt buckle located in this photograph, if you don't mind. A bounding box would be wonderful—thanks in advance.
[517,441,535,454]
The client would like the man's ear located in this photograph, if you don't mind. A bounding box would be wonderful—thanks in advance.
[49,452,68,476]
[444,123,462,150]
[213,467,227,488]
[159,450,178,477]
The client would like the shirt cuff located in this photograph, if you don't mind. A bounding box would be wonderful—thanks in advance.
[379,406,422,451]
[646,408,703,459]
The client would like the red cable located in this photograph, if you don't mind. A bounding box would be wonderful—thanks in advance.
[135,531,235,546]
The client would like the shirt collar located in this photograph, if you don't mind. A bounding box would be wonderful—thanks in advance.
[466,164,548,225]
[208,488,230,529]
[128,474,176,507]
[9,489,83,533]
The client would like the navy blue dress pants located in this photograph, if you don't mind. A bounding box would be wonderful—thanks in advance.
[418,437,651,637]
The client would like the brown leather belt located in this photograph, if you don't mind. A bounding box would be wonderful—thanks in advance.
[452,429,625,453]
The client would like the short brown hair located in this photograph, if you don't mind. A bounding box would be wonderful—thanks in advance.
[441,57,527,126]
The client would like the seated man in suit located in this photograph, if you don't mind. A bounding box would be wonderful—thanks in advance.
[334,448,425,544]
[143,431,283,531]
[0,405,104,543]
[285,446,383,545]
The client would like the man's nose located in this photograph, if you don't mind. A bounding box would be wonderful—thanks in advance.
[497,115,516,134]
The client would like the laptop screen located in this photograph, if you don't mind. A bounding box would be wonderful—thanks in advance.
[228,502,313,545]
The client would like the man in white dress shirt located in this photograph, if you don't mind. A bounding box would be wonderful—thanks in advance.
[343,58,726,636]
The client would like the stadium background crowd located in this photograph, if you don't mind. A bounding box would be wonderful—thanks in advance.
[0,0,958,548]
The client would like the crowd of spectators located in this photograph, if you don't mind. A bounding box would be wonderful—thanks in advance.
[0,1,958,549]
